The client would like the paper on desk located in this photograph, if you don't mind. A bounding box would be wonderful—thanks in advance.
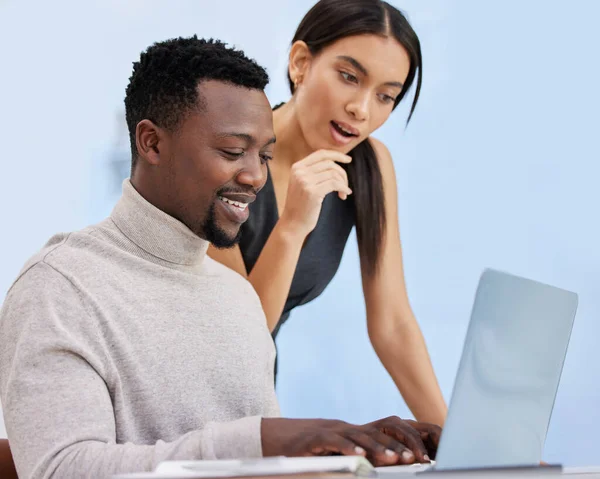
[376,462,435,475]
[112,455,375,479]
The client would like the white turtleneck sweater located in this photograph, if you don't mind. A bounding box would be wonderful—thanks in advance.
[0,180,280,479]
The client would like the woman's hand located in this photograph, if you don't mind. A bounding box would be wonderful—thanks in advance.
[278,149,352,238]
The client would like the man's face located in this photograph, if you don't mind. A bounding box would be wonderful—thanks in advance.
[161,81,274,247]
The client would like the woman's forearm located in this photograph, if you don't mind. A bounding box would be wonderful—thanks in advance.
[370,318,447,426]
[248,220,305,332]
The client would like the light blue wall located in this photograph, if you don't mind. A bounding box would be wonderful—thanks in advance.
[1,0,598,467]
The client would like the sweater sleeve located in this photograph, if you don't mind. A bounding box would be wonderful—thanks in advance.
[0,263,264,479]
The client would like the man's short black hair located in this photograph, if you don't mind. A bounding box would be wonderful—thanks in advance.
[124,35,269,170]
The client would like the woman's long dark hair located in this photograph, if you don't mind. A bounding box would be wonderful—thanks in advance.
[288,0,422,276]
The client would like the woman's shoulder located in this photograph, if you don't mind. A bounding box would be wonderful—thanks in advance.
[367,137,395,174]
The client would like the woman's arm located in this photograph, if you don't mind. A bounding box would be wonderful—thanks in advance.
[208,223,305,332]
[208,149,352,332]
[360,138,447,427]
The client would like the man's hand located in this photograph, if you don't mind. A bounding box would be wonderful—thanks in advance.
[261,416,441,467]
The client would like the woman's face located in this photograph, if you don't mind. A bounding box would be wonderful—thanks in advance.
[292,34,411,154]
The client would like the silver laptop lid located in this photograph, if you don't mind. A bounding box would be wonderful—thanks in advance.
[435,268,578,470]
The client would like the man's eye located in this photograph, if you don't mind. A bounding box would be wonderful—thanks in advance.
[222,150,244,158]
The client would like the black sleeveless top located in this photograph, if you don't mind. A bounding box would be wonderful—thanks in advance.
[238,105,356,340]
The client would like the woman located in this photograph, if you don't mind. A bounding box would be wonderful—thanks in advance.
[208,0,447,427]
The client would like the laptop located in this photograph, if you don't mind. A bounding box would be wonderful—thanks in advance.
[379,268,578,475]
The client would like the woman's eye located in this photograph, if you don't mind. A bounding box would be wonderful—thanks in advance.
[340,71,358,83]
[378,93,396,104]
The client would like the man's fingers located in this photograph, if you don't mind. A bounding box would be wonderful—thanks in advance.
[308,432,365,458]
[345,430,400,466]
[407,420,442,444]
[362,429,418,466]
[393,429,429,463]
[376,418,430,463]
[406,421,441,458]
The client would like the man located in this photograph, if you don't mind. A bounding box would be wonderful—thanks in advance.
[0,36,439,479]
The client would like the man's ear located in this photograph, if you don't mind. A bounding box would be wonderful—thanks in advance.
[135,119,164,166]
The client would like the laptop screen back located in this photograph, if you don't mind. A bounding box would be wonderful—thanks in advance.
[435,269,578,469]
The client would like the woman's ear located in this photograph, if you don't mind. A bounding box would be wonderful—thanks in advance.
[288,40,312,90]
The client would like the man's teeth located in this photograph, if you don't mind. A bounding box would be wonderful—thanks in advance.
[219,196,248,210]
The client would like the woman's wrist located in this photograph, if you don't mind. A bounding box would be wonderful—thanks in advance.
[274,216,309,246]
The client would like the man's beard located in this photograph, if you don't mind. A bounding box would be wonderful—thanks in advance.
[201,200,242,248]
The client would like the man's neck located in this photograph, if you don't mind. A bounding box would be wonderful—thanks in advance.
[112,177,208,267]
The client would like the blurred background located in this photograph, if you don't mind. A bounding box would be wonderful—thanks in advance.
[1,0,599,467]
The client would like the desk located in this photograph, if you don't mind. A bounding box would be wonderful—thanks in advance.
[378,466,600,479]
[113,468,600,479]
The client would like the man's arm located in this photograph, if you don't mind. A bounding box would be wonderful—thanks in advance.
[0,263,263,479]
[0,262,440,478]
